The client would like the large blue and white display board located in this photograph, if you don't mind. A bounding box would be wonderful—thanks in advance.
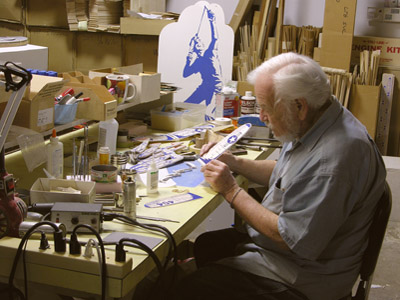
[158,1,234,120]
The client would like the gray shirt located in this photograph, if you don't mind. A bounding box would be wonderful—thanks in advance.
[220,96,386,300]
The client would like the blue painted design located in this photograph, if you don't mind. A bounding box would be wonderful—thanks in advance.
[183,6,223,116]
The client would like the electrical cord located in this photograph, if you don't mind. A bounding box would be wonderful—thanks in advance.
[8,221,65,300]
[118,239,164,275]
[103,213,178,269]
[103,213,180,300]
[71,224,107,300]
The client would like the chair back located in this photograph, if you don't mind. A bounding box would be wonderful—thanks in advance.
[353,181,392,300]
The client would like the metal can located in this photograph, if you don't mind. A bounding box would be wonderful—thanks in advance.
[123,178,136,219]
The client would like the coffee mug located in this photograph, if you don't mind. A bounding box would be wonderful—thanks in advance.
[105,74,136,104]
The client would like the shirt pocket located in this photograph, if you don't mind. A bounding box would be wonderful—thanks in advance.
[264,178,284,213]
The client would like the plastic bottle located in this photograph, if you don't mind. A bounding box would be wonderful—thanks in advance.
[241,91,256,115]
[98,118,119,155]
[146,158,159,194]
[46,129,64,179]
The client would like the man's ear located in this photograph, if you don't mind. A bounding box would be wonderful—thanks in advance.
[295,98,308,120]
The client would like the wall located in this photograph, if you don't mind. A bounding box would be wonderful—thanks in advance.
[168,0,400,38]
[167,0,240,24]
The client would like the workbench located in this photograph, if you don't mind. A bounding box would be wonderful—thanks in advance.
[0,147,276,299]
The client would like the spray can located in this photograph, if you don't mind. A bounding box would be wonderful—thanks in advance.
[123,178,136,219]
[241,91,256,115]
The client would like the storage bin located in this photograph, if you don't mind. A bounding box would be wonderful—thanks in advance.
[151,102,206,132]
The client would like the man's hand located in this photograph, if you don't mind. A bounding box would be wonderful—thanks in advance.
[201,159,238,196]
[200,142,236,167]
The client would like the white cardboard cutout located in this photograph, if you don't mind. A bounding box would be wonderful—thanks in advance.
[158,1,234,120]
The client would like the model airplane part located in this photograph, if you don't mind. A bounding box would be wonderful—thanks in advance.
[144,193,202,208]
[199,123,252,165]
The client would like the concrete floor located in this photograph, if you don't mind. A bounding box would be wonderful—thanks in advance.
[368,220,400,300]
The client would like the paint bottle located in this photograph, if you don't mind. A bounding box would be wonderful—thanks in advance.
[241,91,256,115]
[46,129,64,179]
[146,158,159,194]
[98,118,119,155]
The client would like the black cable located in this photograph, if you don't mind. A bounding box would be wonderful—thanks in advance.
[71,224,107,300]
[8,221,63,300]
[103,213,180,299]
[119,239,164,275]
[104,213,178,269]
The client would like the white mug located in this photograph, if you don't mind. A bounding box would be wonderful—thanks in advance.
[105,74,136,104]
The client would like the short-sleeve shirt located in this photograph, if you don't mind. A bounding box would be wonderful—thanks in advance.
[220,96,386,300]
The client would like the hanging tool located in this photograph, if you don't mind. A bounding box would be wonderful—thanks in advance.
[0,62,32,238]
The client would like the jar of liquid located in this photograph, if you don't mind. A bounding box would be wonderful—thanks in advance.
[98,146,110,165]
[241,91,256,115]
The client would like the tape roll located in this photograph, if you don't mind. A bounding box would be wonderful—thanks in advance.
[214,117,232,126]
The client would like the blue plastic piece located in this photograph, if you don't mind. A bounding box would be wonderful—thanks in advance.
[238,114,266,127]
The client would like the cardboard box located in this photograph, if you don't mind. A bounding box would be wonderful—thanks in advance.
[88,64,161,104]
[320,0,357,71]
[76,32,122,74]
[120,17,175,35]
[0,21,25,37]
[28,28,75,73]
[352,36,400,68]
[30,178,96,204]
[123,35,159,72]
[349,84,382,139]
[237,81,255,97]
[0,44,48,70]
[0,0,23,23]
[26,0,69,28]
[61,82,117,121]
[0,75,66,132]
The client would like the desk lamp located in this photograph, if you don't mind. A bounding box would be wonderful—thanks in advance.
[0,62,32,238]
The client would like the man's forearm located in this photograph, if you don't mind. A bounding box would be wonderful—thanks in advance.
[231,157,276,186]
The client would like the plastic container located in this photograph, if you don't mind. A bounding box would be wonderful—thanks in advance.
[98,146,110,165]
[215,87,240,118]
[54,103,78,125]
[46,129,64,179]
[146,159,159,194]
[98,118,119,155]
[241,91,256,115]
[150,103,206,131]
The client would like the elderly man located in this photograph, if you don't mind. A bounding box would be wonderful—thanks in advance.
[172,52,386,300]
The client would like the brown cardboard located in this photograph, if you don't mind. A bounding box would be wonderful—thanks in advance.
[0,75,66,132]
[320,0,357,71]
[26,0,69,28]
[28,28,75,73]
[352,36,400,68]
[62,82,117,121]
[30,178,96,204]
[123,35,159,72]
[237,81,255,96]
[76,32,122,74]
[120,17,175,35]
[349,84,382,139]
[0,21,25,37]
[0,0,23,23]
[88,64,161,104]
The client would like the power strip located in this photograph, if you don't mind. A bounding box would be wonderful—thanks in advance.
[51,202,103,233]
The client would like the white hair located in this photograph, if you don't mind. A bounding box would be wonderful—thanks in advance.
[247,52,331,110]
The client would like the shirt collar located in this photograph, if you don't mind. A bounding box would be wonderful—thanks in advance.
[285,96,342,153]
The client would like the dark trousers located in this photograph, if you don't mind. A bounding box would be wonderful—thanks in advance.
[171,228,309,300]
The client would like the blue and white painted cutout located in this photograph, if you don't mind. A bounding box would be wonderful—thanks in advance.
[158,1,234,121]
